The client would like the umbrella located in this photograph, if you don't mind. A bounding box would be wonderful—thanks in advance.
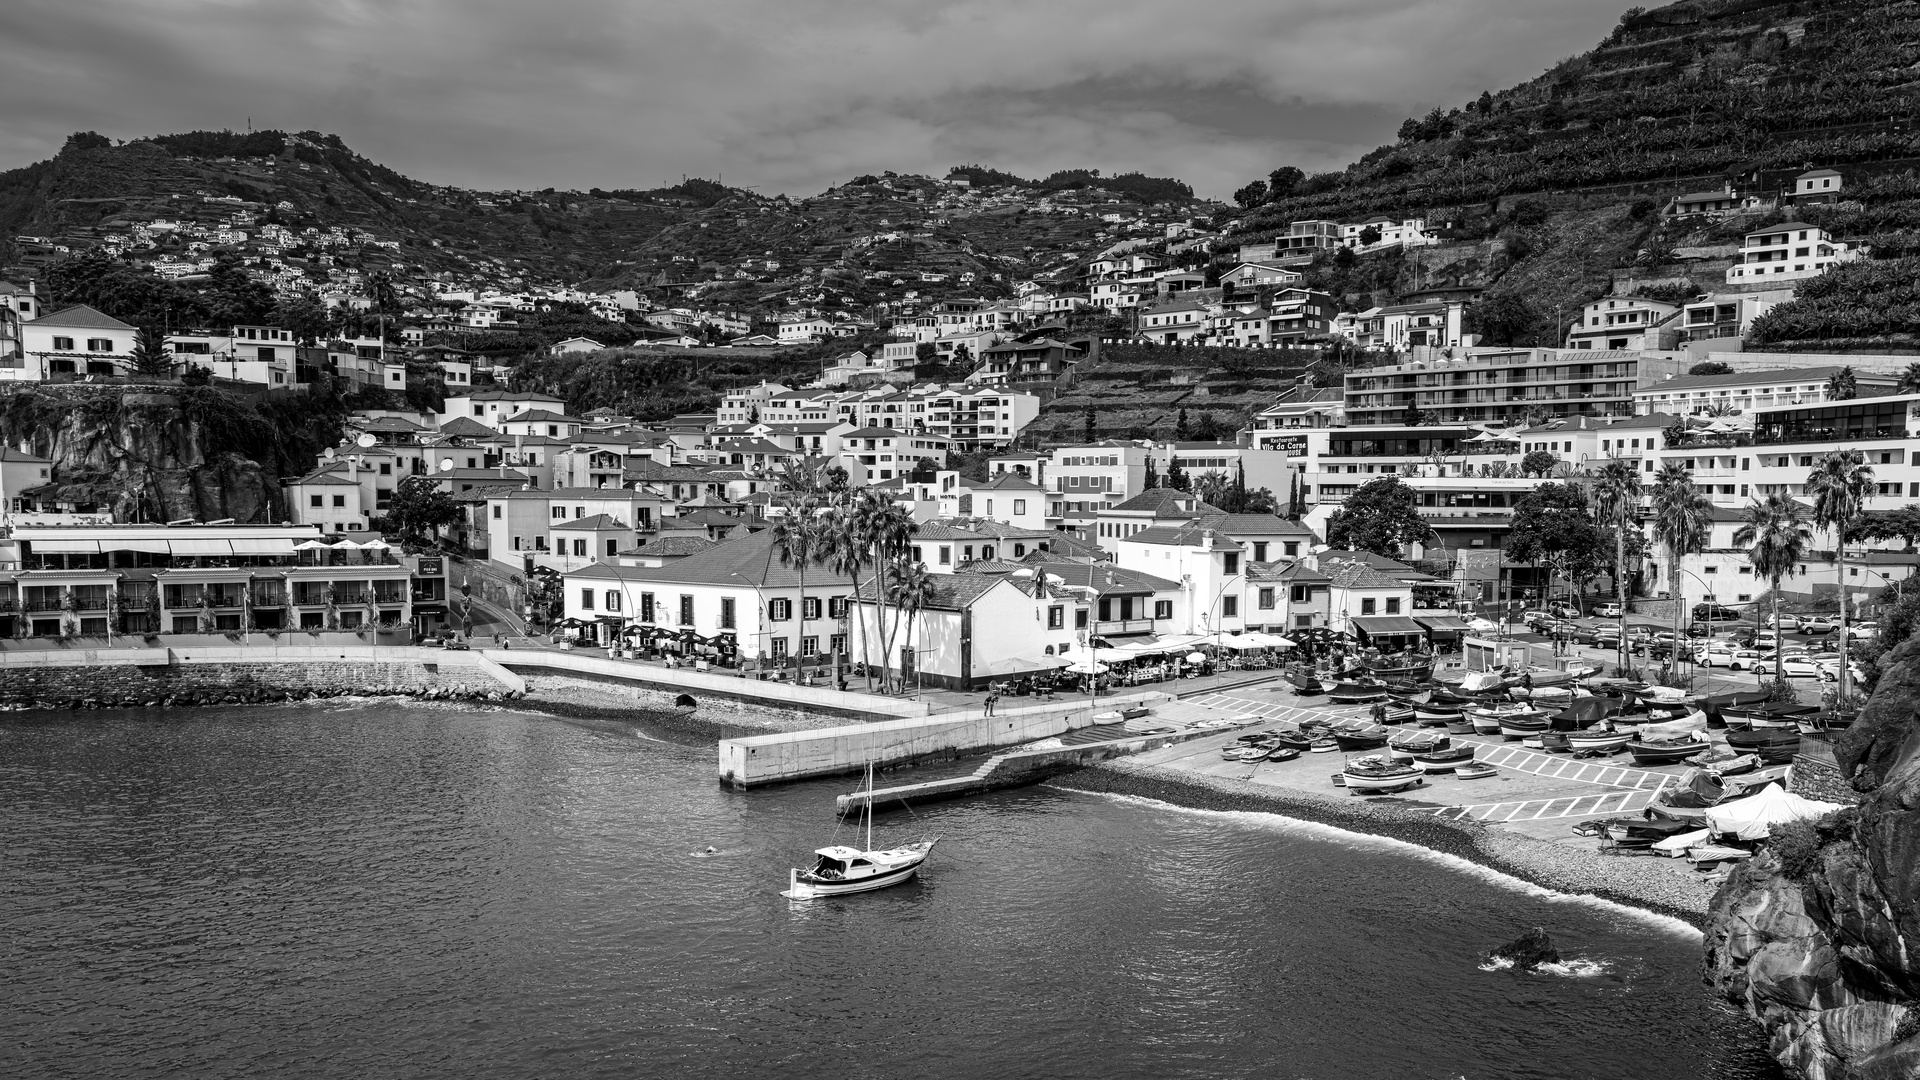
[1217,633,1256,651]
[986,656,1068,675]
[1186,651,1207,663]
[1063,660,1108,675]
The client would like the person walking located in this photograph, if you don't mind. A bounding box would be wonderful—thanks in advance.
[984,689,999,716]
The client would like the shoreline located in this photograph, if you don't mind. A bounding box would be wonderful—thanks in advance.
[1053,760,1718,929]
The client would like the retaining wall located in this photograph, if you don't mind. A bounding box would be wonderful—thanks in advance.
[718,692,1170,788]
[0,645,517,707]
[493,649,924,724]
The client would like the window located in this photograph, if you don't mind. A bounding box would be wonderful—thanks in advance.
[1283,542,1299,557]
[641,592,655,622]
[1385,597,1400,614]
[607,539,618,557]
[572,538,586,557]
[1154,600,1172,620]
[52,336,73,351]
[1290,585,1308,603]
[828,596,847,619]
[379,463,391,475]
[803,597,822,620]
[938,546,951,565]
[310,494,323,508]
[580,589,595,611]
[769,598,792,621]
[768,637,789,660]
[1258,588,1275,610]
[1361,598,1377,615]
[800,636,819,657]
[332,495,346,507]
[512,536,522,550]
[1221,596,1238,618]
[678,595,694,625]
[1013,499,1026,515]
[1223,553,1239,575]
[830,633,847,655]
[1047,605,1064,629]
[1253,542,1268,562]
[1075,609,1088,629]
[605,591,621,612]
[492,505,502,519]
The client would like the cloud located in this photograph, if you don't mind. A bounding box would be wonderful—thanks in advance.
[0,0,1618,199]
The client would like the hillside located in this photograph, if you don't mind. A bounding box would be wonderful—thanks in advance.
[1222,0,1920,346]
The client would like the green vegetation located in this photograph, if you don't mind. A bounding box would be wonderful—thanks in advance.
[1324,477,1426,557]
[506,348,821,421]
[1747,258,1920,345]
[944,165,1194,203]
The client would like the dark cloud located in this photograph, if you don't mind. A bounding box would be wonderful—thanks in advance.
[0,0,1619,198]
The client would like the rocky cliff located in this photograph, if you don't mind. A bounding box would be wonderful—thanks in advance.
[1706,637,1920,1079]
[0,384,344,524]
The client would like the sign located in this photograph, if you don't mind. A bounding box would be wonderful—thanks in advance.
[417,558,443,576]
[1265,435,1307,457]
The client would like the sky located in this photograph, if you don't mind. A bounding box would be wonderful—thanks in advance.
[0,0,1623,201]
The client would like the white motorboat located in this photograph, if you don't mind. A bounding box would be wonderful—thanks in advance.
[785,764,936,900]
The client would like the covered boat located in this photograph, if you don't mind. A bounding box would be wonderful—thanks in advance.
[1703,783,1845,841]
[1725,728,1801,765]
[1328,682,1390,705]
[1626,733,1711,765]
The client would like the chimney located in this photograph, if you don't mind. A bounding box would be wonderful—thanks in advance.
[1201,529,1214,551]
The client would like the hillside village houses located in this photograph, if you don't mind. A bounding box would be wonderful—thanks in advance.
[1725,222,1860,284]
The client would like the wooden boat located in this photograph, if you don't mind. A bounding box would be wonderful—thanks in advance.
[788,764,935,899]
[1414,702,1462,726]
[1412,745,1477,772]
[1596,816,1696,850]
[1468,710,1505,736]
[1444,717,1478,736]
[1691,748,1760,777]
[1342,754,1424,793]
[1367,656,1434,682]
[1265,747,1301,764]
[1499,714,1552,740]
[1388,729,1449,761]
[1723,702,1818,731]
[1309,737,1340,753]
[1284,666,1329,694]
[1539,731,1573,753]
[1270,730,1313,752]
[1454,762,1500,780]
[1625,733,1711,766]
[1567,728,1630,753]
[1333,724,1391,751]
[1725,728,1801,765]
[1382,702,1416,724]
[1328,682,1390,705]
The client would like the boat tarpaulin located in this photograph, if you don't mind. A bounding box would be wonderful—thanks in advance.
[1641,711,1710,741]
[1703,784,1845,841]
[1651,828,1711,857]
[1459,671,1506,692]
[1348,616,1424,636]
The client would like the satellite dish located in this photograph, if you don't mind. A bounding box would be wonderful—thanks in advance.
[356,433,377,448]
[323,448,335,460]
[439,459,455,473]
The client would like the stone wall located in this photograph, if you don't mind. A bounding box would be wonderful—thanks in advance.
[0,649,516,708]
[1789,754,1862,806]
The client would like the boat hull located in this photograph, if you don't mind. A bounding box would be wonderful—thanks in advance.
[1626,741,1710,765]
[1342,771,1423,792]
[786,844,935,900]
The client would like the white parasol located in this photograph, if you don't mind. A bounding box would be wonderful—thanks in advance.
[1186,651,1208,663]
[1064,660,1109,675]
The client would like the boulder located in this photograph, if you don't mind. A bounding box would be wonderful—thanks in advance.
[1487,927,1559,970]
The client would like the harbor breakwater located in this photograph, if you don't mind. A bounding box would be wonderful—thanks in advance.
[1056,760,1719,927]
[0,645,522,709]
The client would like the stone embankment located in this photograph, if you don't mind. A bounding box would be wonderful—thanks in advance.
[1057,760,1719,926]
[0,648,522,712]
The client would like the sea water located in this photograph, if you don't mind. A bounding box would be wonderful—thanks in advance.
[0,703,1780,1080]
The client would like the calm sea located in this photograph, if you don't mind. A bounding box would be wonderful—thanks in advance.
[0,702,1780,1080]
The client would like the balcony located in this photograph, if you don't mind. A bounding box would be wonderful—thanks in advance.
[1417,506,1515,520]
[1094,618,1154,635]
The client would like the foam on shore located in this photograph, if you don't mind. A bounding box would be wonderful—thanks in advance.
[1088,789,1703,938]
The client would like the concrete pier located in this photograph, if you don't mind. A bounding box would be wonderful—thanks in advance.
[717,691,1170,788]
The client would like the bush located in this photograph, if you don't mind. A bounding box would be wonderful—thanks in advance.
[1768,819,1826,882]
[1761,675,1799,703]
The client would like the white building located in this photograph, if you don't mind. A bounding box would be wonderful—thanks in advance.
[16,305,135,379]
[1564,296,1680,352]
[1725,222,1860,285]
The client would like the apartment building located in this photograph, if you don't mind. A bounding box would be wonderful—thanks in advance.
[13,305,135,380]
[1564,297,1679,352]
[1634,366,1894,418]
[1675,290,1794,345]
[1725,222,1860,285]
[1343,348,1689,427]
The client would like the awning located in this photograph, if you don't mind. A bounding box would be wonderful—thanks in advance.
[1349,615,1425,636]
[30,539,100,554]
[226,538,298,556]
[169,539,234,556]
[1415,616,1472,634]
[101,539,174,554]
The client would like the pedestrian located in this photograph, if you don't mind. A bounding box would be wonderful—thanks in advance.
[1370,701,1386,724]
[493,633,501,648]
[1521,670,1533,694]
[984,689,998,716]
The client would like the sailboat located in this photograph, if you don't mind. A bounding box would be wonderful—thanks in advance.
[784,763,937,900]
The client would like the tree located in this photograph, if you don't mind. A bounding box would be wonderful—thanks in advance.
[1143,455,1158,489]
[1083,405,1096,443]
[127,324,175,378]
[1507,482,1610,616]
[1232,181,1269,209]
[385,477,461,544]
[1662,420,1688,449]
[884,557,936,695]
[181,365,212,387]
[1324,477,1426,557]
[1165,459,1190,492]
[1733,492,1812,686]
[771,496,824,671]
[1807,449,1874,701]
[1687,361,1734,376]
[1189,412,1222,441]
[1266,167,1304,197]
[1650,461,1714,672]
[1897,362,1920,396]
[1401,403,1424,427]
[1591,460,1643,671]
[1174,408,1190,441]
[1826,366,1857,400]
[1358,225,1383,247]
[1520,449,1558,477]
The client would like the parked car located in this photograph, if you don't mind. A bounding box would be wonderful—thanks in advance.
[1626,626,1655,644]
[1593,602,1622,618]
[1549,603,1581,620]
[1519,609,1552,627]
[1696,643,1762,671]
[1592,627,1623,647]
[1774,613,1803,631]
[1693,602,1742,623]
[1800,615,1836,634]
[1466,617,1501,635]
[1817,658,1866,684]
[1848,622,1878,641]
[1781,655,1824,679]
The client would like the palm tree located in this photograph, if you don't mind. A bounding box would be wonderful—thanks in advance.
[771,495,822,675]
[884,557,936,695]
[852,493,917,691]
[1806,449,1873,701]
[1650,462,1714,676]
[1591,460,1643,673]
[1825,366,1857,401]
[1896,362,1920,396]
[1732,492,1812,687]
[813,503,862,682]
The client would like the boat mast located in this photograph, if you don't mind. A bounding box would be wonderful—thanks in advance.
[865,761,874,851]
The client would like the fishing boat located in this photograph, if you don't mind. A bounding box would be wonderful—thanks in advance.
[1467,709,1505,736]
[1690,748,1759,777]
[1283,665,1329,694]
[1308,736,1340,753]
[1723,702,1818,731]
[1382,701,1416,724]
[1367,655,1434,682]
[1332,723,1391,751]
[1342,754,1424,793]
[1625,733,1711,766]
[1412,745,1477,773]
[1443,715,1478,735]
[1596,816,1696,850]
[1270,730,1313,752]
[1539,731,1573,753]
[1413,702,1462,726]
[1388,729,1449,762]
[1567,727,1630,753]
[1265,747,1302,763]
[1499,713,1552,741]
[1327,682,1390,705]
[1725,728,1801,765]
[787,765,936,900]
[1454,761,1500,780]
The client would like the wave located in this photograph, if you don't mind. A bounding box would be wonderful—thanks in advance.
[1479,956,1612,976]
[1080,791,1702,940]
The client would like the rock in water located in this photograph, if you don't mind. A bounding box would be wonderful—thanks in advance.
[1488,927,1560,971]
